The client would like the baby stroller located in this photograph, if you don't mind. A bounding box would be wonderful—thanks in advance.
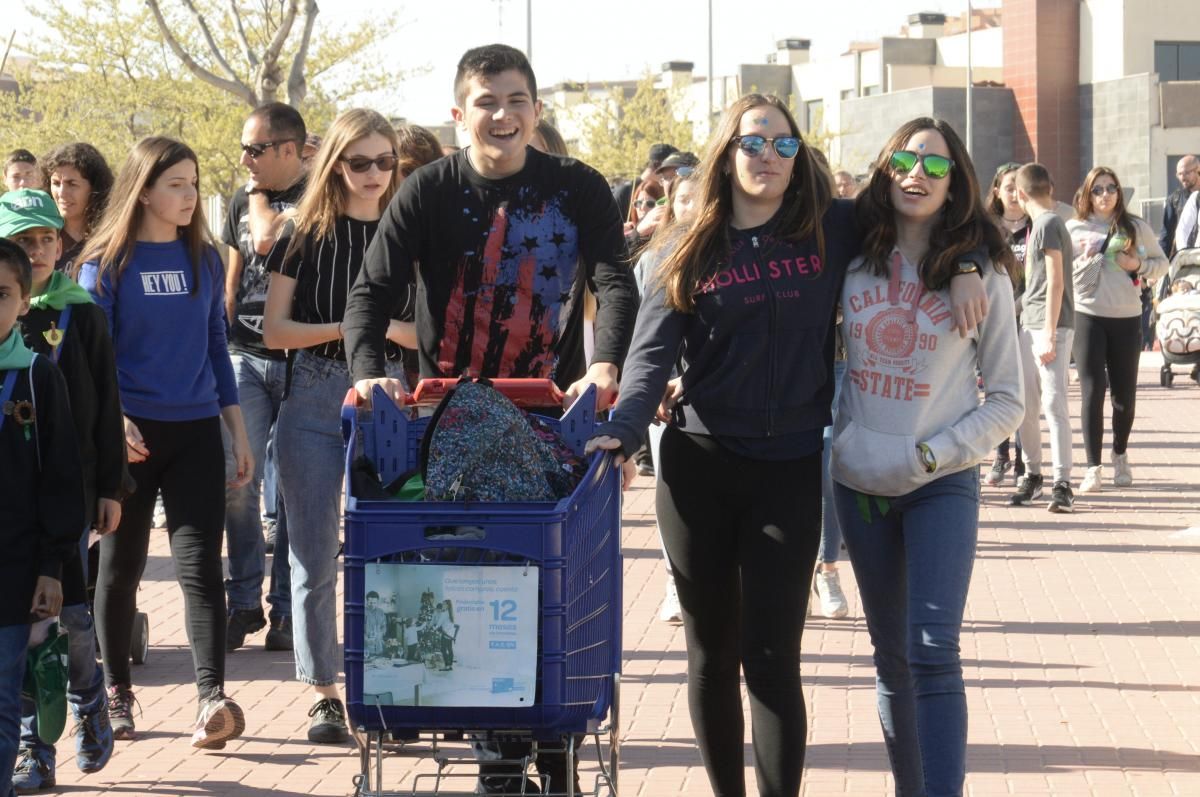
[1156,248,1200,387]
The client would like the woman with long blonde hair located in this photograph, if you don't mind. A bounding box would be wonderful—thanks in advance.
[261,108,413,743]
[79,136,253,749]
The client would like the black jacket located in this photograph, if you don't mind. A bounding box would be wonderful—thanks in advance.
[1160,186,1192,259]
[22,302,130,526]
[600,200,861,459]
[0,356,85,626]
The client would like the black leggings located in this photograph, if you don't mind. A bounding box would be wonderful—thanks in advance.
[95,416,227,700]
[657,426,821,797]
[1073,313,1142,467]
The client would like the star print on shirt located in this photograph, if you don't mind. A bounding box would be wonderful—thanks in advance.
[523,235,539,252]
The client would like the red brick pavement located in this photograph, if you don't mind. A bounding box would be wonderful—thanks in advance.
[47,353,1200,796]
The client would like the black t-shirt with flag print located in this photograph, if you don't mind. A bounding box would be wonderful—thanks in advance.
[342,147,638,389]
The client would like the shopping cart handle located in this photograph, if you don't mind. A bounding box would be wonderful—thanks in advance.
[411,378,565,408]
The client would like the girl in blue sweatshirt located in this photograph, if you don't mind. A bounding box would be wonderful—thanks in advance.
[78,137,253,750]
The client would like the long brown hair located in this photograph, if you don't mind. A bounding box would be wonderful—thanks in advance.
[988,161,1022,219]
[78,136,214,294]
[284,108,402,263]
[855,117,1016,287]
[656,93,831,312]
[1074,166,1137,246]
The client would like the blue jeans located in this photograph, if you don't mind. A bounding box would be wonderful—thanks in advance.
[277,352,406,686]
[834,468,980,797]
[0,623,30,797]
[224,352,291,620]
[819,360,848,564]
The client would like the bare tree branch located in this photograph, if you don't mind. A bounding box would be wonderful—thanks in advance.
[262,0,299,70]
[227,0,259,70]
[145,0,256,105]
[179,0,240,82]
[286,0,318,106]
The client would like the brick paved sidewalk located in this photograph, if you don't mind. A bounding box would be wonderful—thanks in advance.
[48,353,1200,796]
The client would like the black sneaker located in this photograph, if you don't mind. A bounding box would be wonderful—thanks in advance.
[1047,481,1074,513]
[983,456,1012,486]
[264,617,293,651]
[226,608,267,651]
[307,698,349,744]
[1009,473,1044,506]
[106,685,138,741]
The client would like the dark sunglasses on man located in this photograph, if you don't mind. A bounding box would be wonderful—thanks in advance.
[241,140,284,159]
[340,154,399,174]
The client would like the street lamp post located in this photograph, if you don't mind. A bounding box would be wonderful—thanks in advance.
[708,0,714,134]
[527,0,532,62]
[966,0,974,158]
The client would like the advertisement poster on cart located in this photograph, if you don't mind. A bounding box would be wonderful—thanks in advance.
[362,563,538,708]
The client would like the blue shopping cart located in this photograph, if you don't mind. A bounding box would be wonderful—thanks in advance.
[341,380,623,797]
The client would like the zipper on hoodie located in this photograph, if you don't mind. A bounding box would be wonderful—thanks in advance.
[753,234,776,437]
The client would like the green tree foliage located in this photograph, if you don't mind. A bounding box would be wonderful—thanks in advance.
[567,73,699,181]
[0,0,408,198]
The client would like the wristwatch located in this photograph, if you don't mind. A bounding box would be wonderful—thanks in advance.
[955,260,982,277]
[917,442,937,474]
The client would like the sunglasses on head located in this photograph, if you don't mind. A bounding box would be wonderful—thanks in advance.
[340,154,399,174]
[731,135,801,159]
[890,150,954,180]
[1090,183,1120,197]
[241,140,283,159]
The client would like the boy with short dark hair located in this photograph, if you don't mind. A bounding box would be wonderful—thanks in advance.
[3,150,43,192]
[1,188,125,789]
[343,43,638,411]
[342,44,638,795]
[1009,163,1077,513]
[0,238,85,797]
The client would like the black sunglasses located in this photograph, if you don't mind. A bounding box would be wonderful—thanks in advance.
[1090,184,1120,197]
[340,154,399,174]
[731,135,802,159]
[890,150,955,180]
[240,140,284,159]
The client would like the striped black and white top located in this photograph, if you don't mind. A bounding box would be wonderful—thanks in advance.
[266,216,412,361]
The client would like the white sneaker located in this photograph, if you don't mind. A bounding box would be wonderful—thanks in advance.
[1112,453,1133,487]
[814,570,849,619]
[659,577,682,624]
[1079,465,1102,493]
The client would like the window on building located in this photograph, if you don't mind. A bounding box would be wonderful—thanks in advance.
[841,89,857,101]
[863,84,881,96]
[805,99,824,133]
[1155,41,1200,82]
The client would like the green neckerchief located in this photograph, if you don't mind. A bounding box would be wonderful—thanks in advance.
[29,271,94,311]
[855,492,892,524]
[0,326,35,369]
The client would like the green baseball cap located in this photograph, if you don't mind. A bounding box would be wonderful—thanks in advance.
[0,189,64,238]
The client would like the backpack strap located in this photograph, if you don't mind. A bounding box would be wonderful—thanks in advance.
[0,368,17,435]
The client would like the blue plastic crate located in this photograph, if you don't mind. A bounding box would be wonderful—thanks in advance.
[341,385,622,739]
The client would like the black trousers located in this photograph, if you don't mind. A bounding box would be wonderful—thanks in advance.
[1073,313,1142,466]
[95,416,228,700]
[657,426,821,797]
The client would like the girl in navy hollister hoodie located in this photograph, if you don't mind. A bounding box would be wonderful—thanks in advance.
[593,94,860,797]
[78,137,253,751]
